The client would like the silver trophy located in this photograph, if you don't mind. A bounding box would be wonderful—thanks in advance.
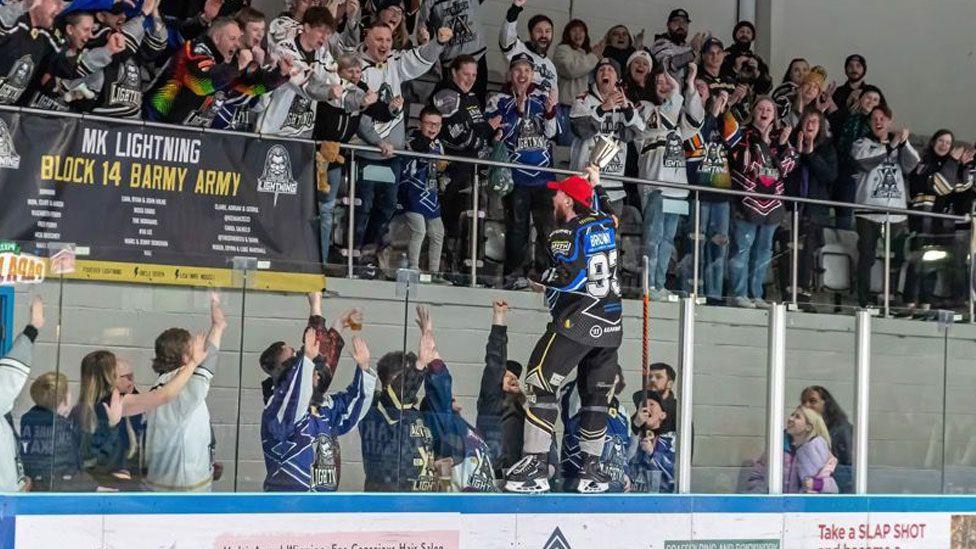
[589,134,621,169]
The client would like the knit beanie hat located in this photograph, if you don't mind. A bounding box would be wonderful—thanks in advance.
[733,20,756,41]
[626,50,654,69]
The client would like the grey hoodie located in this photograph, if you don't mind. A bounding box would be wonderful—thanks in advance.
[1,328,35,492]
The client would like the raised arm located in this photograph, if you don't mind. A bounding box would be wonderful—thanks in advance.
[0,297,42,416]
[207,292,227,350]
[479,300,509,405]
[499,0,526,55]
[118,333,207,418]
[322,337,378,436]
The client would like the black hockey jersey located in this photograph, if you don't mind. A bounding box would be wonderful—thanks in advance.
[541,187,623,347]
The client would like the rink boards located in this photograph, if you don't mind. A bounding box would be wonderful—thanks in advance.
[3,493,976,548]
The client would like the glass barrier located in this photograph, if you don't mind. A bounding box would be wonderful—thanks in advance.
[868,317,948,494]
[784,312,857,494]
[4,240,976,496]
[31,246,244,493]
[691,305,768,493]
[943,323,976,494]
[6,249,63,493]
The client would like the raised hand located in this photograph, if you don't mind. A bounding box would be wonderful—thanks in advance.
[712,90,729,116]
[106,33,127,55]
[363,89,378,107]
[951,145,966,162]
[350,336,370,370]
[436,27,454,44]
[491,299,509,325]
[210,292,227,330]
[513,0,526,6]
[303,327,320,360]
[415,304,433,334]
[251,45,266,67]
[29,296,44,330]
[203,0,224,23]
[103,389,124,427]
[962,148,976,165]
[779,124,793,146]
[237,48,254,70]
[417,27,430,45]
[141,0,159,16]
[278,55,297,77]
[188,333,207,365]
[685,61,698,86]
[729,83,748,105]
[584,164,601,187]
[591,39,605,58]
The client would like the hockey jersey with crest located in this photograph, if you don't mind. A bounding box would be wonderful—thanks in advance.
[64,15,169,118]
[541,186,623,347]
[486,84,557,187]
[569,83,645,202]
[0,3,111,107]
[261,351,376,492]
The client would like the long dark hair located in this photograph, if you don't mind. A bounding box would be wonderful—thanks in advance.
[797,106,829,147]
[801,385,849,429]
[923,129,954,163]
[560,19,591,53]
[781,57,807,85]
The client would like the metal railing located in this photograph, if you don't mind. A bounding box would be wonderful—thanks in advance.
[3,104,972,319]
[2,105,973,495]
[335,140,974,320]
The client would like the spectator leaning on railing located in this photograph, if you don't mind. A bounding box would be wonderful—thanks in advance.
[486,53,558,289]
[850,104,919,309]
[59,0,169,119]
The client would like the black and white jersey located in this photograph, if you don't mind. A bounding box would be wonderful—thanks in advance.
[0,6,94,106]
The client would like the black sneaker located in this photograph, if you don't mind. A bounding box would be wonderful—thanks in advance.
[504,454,550,493]
[575,454,610,494]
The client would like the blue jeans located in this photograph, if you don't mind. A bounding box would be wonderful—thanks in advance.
[318,166,343,265]
[729,217,778,299]
[354,157,402,252]
[642,191,681,290]
[682,201,730,300]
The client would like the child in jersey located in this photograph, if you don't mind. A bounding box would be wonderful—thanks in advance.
[399,107,448,276]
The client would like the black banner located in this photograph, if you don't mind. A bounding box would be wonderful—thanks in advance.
[0,110,323,289]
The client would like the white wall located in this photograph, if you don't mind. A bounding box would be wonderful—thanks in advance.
[766,0,976,138]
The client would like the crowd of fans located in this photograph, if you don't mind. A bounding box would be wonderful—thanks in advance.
[1,0,973,312]
[1,0,974,313]
[1,293,855,494]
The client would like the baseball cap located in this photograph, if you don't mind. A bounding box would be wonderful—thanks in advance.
[700,36,724,54]
[632,389,665,410]
[547,175,593,209]
[668,8,691,23]
[509,52,535,70]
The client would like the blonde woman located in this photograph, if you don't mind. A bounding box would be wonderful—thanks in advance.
[71,342,201,486]
[784,406,838,494]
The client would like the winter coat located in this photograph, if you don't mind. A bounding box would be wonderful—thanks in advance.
[553,44,598,105]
